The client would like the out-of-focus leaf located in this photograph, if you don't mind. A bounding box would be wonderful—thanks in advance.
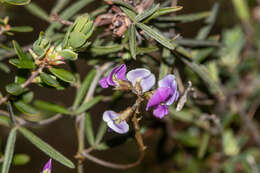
[22,91,34,103]
[112,0,136,13]
[143,6,183,23]
[25,3,50,22]
[4,0,30,5]
[9,26,33,32]
[72,69,96,109]
[159,62,169,80]
[46,0,94,36]
[6,83,25,96]
[220,26,245,70]
[40,72,60,88]
[232,0,250,21]
[223,129,240,156]
[85,113,95,146]
[198,133,210,159]
[0,63,10,73]
[136,4,160,22]
[50,0,69,14]
[74,96,103,115]
[90,44,124,55]
[49,67,76,83]
[13,154,30,166]
[156,11,210,23]
[137,46,159,55]
[181,58,225,100]
[1,128,17,173]
[196,3,219,40]
[206,61,220,83]
[18,127,75,168]
[136,22,174,50]
[175,39,220,47]
[34,100,70,114]
[95,121,107,144]
[0,115,10,127]
[129,24,136,59]
[14,101,39,115]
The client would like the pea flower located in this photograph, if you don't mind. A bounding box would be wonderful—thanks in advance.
[126,68,155,92]
[146,75,179,119]
[99,64,127,88]
[103,110,129,134]
[42,159,52,173]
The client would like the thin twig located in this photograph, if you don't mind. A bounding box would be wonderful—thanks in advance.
[21,64,45,88]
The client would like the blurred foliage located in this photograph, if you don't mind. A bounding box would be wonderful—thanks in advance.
[0,0,260,173]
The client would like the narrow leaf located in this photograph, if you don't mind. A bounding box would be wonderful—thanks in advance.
[72,69,96,109]
[18,127,75,168]
[120,7,136,21]
[74,96,103,115]
[1,128,17,173]
[34,100,70,114]
[128,24,136,59]
[50,0,70,15]
[9,26,33,32]
[90,44,124,55]
[85,113,95,146]
[40,72,60,88]
[136,4,160,22]
[49,67,76,83]
[4,0,30,5]
[14,101,39,115]
[25,3,50,22]
[112,0,136,13]
[136,22,174,49]
[95,121,107,144]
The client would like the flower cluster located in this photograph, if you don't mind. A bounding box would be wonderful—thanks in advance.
[99,64,179,134]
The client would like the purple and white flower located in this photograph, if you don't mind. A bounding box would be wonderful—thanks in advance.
[126,68,155,92]
[42,159,52,173]
[146,75,179,119]
[103,110,129,134]
[99,64,127,88]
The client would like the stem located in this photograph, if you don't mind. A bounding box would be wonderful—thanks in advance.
[75,62,113,173]
[21,64,45,88]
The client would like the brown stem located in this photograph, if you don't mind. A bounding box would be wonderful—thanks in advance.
[21,64,45,88]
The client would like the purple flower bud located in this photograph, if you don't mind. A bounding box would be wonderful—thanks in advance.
[103,110,129,134]
[42,159,52,173]
[126,68,155,92]
[146,74,179,118]
[99,64,127,88]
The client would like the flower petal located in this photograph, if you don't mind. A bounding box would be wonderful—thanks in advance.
[153,105,168,118]
[126,68,155,92]
[158,74,177,89]
[166,88,179,105]
[146,87,172,110]
[102,110,129,134]
[99,77,109,88]
[107,64,127,86]
[42,159,52,173]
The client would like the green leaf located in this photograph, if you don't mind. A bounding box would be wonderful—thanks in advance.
[50,0,70,14]
[223,129,240,156]
[22,91,34,103]
[0,63,10,73]
[0,115,10,127]
[1,128,17,173]
[4,0,30,5]
[34,100,70,114]
[72,69,96,109]
[18,127,75,168]
[6,83,25,96]
[46,0,94,37]
[157,11,210,23]
[25,3,50,22]
[90,44,124,55]
[143,6,183,23]
[128,24,136,59]
[136,46,159,55]
[136,22,174,50]
[13,154,30,166]
[181,58,225,100]
[95,121,107,144]
[198,133,210,159]
[74,96,103,115]
[136,4,160,22]
[9,26,33,32]
[232,0,250,22]
[14,101,39,115]
[112,0,136,13]
[85,113,95,146]
[120,7,137,21]
[69,31,88,49]
[58,49,78,60]
[49,67,76,83]
[40,72,60,88]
